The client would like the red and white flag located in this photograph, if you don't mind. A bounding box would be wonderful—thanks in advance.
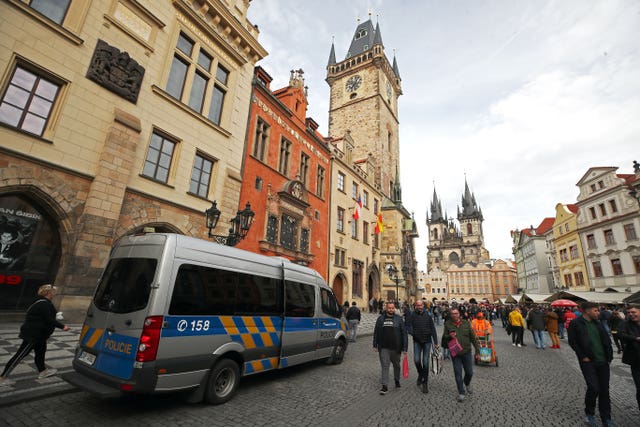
[353,195,362,220]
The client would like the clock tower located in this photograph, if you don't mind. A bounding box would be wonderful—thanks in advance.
[326,19,402,197]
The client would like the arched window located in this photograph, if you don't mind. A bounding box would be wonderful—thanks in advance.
[433,228,438,240]
[467,223,473,235]
[449,252,460,264]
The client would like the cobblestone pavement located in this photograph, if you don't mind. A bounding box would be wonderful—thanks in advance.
[1,315,637,426]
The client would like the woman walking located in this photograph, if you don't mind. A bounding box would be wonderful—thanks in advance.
[0,284,70,386]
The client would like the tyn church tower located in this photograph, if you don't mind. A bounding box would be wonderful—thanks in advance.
[426,179,489,272]
[325,19,401,198]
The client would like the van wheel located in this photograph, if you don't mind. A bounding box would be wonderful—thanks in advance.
[326,339,346,365]
[204,359,240,404]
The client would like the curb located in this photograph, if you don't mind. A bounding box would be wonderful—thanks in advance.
[0,380,78,407]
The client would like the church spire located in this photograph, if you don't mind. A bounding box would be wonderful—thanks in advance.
[373,21,383,46]
[392,164,402,203]
[428,187,445,224]
[392,52,401,79]
[458,178,483,220]
[327,39,336,66]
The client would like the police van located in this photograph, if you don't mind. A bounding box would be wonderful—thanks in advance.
[63,233,348,404]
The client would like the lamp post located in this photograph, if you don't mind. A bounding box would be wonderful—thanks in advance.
[205,200,255,246]
[386,264,400,303]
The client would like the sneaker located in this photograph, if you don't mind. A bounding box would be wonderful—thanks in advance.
[512,343,516,346]
[38,368,58,379]
[422,383,428,394]
[521,344,527,347]
[584,415,596,427]
[517,344,522,347]
[394,380,401,388]
[379,385,388,395]
[465,384,473,395]
[603,419,618,427]
[457,394,465,402]
[0,377,16,387]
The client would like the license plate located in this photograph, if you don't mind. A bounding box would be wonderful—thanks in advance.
[78,350,96,366]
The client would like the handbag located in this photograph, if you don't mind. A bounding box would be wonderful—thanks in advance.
[447,337,463,358]
[402,353,409,379]
[430,346,443,375]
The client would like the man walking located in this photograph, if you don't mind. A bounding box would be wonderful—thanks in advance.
[407,300,438,393]
[373,302,408,395]
[508,306,525,347]
[618,304,640,412]
[442,308,479,402]
[568,301,617,427]
[346,301,361,342]
[528,305,547,349]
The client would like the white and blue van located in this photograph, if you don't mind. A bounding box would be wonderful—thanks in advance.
[63,233,348,404]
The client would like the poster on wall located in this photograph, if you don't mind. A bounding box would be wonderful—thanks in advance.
[0,207,41,273]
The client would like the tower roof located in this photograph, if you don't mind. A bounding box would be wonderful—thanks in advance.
[458,178,483,221]
[392,54,401,79]
[346,19,377,58]
[327,41,336,66]
[428,187,445,223]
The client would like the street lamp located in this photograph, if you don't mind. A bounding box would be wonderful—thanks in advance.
[205,200,255,246]
[386,264,400,303]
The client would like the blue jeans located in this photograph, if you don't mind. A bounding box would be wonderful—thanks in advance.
[413,340,432,383]
[533,329,546,348]
[451,351,473,394]
[558,321,565,339]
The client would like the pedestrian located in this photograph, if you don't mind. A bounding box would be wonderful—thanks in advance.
[508,306,525,347]
[441,308,479,402]
[568,301,617,427]
[342,301,349,316]
[369,297,375,313]
[406,300,438,393]
[545,308,560,349]
[609,310,624,354]
[373,301,408,395]
[617,304,640,412]
[0,284,70,386]
[564,308,577,330]
[346,301,361,342]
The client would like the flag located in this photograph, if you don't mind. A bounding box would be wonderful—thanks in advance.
[353,195,362,220]
[374,212,384,234]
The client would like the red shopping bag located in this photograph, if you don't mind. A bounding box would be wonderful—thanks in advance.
[402,353,409,379]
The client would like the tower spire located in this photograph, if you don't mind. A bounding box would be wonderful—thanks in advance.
[327,37,336,66]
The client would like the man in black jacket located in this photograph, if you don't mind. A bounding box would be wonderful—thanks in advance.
[406,300,438,393]
[373,302,408,395]
[0,284,70,386]
[568,301,616,427]
[346,301,361,342]
[618,304,640,411]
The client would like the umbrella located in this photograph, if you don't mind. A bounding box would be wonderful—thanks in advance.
[550,299,578,307]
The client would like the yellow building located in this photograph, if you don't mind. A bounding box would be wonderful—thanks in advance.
[0,0,266,320]
[554,203,590,291]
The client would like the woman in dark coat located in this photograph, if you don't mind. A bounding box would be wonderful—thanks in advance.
[0,284,70,386]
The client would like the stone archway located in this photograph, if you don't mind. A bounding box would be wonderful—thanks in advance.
[331,273,345,305]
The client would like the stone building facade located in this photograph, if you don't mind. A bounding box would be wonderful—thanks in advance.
[0,0,266,320]
[553,203,590,291]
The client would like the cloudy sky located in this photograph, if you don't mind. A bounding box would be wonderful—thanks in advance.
[247,0,640,270]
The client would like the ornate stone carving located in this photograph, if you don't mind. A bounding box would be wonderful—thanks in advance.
[86,39,145,103]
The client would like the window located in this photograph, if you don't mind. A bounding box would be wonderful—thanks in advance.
[363,222,369,245]
[189,153,214,197]
[352,259,363,297]
[611,259,623,276]
[352,182,358,199]
[362,191,369,208]
[574,272,585,287]
[285,282,315,317]
[253,117,269,161]
[592,261,603,278]
[598,180,605,189]
[351,218,358,239]
[300,228,310,254]
[28,0,70,24]
[142,131,176,183]
[300,152,310,186]
[565,224,569,232]
[320,288,341,318]
[589,207,597,220]
[337,172,345,192]
[166,32,229,125]
[569,245,578,260]
[94,258,156,313]
[255,176,263,191]
[559,248,568,262]
[278,138,291,175]
[467,223,473,235]
[280,214,298,251]
[335,248,346,267]
[586,234,596,249]
[590,184,596,192]
[633,255,640,274]
[0,64,62,136]
[599,204,607,217]
[266,215,278,243]
[604,229,615,245]
[337,207,345,233]
[609,200,618,213]
[624,224,637,241]
[316,166,325,198]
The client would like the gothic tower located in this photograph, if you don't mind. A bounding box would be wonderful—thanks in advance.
[326,19,401,198]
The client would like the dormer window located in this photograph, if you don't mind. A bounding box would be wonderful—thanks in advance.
[355,29,367,40]
[363,45,368,51]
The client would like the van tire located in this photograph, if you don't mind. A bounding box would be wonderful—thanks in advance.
[204,359,240,404]
[326,338,346,365]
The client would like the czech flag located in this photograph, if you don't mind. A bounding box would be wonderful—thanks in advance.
[353,195,362,220]
[374,213,384,234]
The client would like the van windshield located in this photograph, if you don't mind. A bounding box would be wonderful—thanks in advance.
[94,258,157,313]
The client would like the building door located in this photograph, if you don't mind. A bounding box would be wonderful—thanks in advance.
[0,195,61,310]
[331,275,343,306]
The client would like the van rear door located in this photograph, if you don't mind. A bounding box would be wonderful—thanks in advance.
[280,278,318,367]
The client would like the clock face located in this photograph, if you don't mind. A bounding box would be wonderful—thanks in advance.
[345,75,362,92]
[386,81,392,98]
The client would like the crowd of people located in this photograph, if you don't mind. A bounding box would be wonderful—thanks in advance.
[365,297,639,427]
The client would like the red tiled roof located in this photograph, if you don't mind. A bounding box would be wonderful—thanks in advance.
[617,173,635,185]
[536,217,555,234]
[567,204,578,213]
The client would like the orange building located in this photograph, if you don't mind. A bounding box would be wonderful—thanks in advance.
[235,67,331,278]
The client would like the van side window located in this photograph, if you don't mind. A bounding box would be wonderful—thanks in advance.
[169,264,282,316]
[285,281,315,317]
[320,288,341,318]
